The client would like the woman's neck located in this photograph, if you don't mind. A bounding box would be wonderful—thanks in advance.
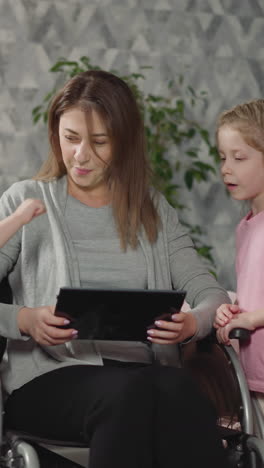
[67,180,112,208]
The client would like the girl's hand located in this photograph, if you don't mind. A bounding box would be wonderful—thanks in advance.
[17,306,78,345]
[147,311,197,344]
[14,199,46,226]
[216,312,254,345]
[213,303,240,329]
[217,308,264,345]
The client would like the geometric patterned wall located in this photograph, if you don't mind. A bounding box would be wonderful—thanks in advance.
[1,0,264,289]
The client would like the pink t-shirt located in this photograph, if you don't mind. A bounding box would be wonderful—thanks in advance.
[236,210,264,392]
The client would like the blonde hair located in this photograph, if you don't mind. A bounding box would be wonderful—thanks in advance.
[216,99,264,153]
[35,70,160,249]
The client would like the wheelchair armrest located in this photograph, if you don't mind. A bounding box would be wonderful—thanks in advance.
[226,291,251,342]
[196,327,250,353]
[229,328,251,341]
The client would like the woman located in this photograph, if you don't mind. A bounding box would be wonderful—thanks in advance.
[0,70,229,467]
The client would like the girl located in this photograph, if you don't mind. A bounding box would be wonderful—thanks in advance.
[214,99,264,414]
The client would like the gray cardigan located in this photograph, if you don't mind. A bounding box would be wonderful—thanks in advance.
[0,176,229,393]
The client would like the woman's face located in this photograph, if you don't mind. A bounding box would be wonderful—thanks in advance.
[59,107,112,197]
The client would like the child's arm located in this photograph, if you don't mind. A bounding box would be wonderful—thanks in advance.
[0,199,46,248]
[217,308,264,345]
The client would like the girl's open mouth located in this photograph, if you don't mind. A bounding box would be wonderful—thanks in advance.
[226,183,238,191]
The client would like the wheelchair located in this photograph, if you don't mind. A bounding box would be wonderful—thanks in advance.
[182,327,264,468]
[0,277,264,467]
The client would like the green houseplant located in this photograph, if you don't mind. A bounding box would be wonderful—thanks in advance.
[32,56,218,268]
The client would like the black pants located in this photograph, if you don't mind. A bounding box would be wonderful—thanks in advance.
[4,363,227,468]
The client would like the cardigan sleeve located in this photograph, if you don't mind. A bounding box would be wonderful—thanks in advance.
[165,200,230,339]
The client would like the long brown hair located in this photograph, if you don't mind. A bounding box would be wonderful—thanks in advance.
[35,70,160,249]
[216,99,264,153]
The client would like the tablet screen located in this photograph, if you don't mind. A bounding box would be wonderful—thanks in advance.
[55,288,186,341]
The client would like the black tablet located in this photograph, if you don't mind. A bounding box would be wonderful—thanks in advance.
[55,287,186,341]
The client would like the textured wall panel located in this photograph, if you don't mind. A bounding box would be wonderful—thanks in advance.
[1,0,264,289]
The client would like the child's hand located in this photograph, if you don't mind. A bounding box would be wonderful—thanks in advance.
[217,308,264,345]
[213,303,240,329]
[14,199,46,225]
[216,311,254,345]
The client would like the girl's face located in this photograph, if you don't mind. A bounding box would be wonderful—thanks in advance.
[218,125,264,215]
[59,107,112,200]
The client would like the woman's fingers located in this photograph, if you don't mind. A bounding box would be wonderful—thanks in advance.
[43,323,77,339]
[148,327,179,338]
[18,306,78,345]
[40,329,78,346]
[147,323,180,343]
[34,326,78,345]
[46,313,72,327]
[147,312,192,344]
[156,318,183,331]
[148,312,197,344]
[42,309,78,343]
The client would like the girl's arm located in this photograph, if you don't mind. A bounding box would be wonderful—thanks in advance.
[0,194,46,341]
[0,212,24,248]
[249,308,264,328]
[0,199,46,248]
